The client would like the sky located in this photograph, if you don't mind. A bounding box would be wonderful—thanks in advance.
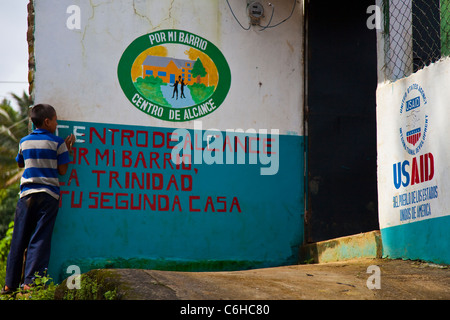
[0,0,29,111]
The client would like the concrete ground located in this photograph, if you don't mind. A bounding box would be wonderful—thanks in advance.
[102,258,449,300]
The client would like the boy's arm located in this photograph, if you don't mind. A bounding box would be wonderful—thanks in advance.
[58,134,75,175]
[58,163,69,175]
[16,144,24,168]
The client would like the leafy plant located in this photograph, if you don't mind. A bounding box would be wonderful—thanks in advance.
[61,270,118,300]
[0,93,30,188]
[18,271,56,300]
[0,221,13,293]
[188,83,215,103]
[134,76,170,107]
[0,270,56,300]
[0,221,13,262]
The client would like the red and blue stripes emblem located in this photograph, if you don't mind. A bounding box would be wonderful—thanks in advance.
[406,127,421,146]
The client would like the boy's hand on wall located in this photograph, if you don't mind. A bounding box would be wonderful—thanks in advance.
[65,134,76,152]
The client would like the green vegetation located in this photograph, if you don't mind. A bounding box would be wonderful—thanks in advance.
[134,76,170,107]
[55,269,119,300]
[0,92,30,188]
[134,75,215,107]
[0,222,58,300]
[0,92,119,300]
[191,58,207,84]
[1,238,119,301]
[0,184,19,238]
[0,92,30,238]
[0,268,119,300]
[0,221,13,292]
[188,83,215,104]
[0,92,62,301]
[0,92,30,297]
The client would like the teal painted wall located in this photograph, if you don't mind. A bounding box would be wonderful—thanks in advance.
[381,215,450,265]
[49,120,305,282]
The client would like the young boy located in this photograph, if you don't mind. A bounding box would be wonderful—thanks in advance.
[1,104,75,294]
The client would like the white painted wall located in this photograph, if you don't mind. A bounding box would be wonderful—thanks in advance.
[34,0,303,134]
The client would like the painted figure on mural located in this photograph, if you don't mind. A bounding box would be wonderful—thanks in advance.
[171,78,179,100]
[180,76,186,99]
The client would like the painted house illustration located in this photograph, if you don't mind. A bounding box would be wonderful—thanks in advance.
[142,55,209,85]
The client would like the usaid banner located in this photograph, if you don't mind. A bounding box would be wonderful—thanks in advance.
[377,60,450,264]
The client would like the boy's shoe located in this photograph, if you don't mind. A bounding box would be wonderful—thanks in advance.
[21,284,32,291]
[1,286,14,295]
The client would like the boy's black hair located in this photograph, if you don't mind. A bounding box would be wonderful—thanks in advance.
[30,104,56,127]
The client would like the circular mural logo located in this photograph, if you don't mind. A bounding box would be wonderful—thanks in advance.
[118,29,231,122]
[399,83,429,155]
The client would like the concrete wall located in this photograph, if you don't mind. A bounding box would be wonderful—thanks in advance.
[32,0,305,281]
[376,58,450,265]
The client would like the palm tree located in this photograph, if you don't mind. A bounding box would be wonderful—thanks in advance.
[0,91,31,187]
[11,91,32,122]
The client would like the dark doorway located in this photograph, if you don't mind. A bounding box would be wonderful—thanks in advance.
[305,0,379,242]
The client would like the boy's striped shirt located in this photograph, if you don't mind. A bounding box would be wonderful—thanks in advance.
[16,128,71,199]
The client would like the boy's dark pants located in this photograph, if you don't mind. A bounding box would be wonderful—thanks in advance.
[5,192,59,289]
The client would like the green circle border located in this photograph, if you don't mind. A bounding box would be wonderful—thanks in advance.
[118,29,231,122]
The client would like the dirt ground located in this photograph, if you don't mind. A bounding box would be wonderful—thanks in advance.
[104,258,449,300]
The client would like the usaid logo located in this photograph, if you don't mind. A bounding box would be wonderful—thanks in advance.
[399,84,429,155]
